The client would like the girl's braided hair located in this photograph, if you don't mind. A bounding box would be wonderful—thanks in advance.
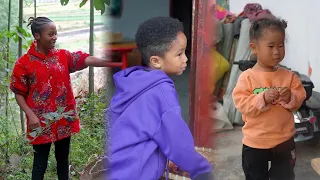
[27,17,53,36]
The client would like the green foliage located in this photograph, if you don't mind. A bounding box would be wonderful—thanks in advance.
[61,0,111,15]
[0,26,32,93]
[29,107,77,140]
[60,0,70,6]
[0,92,106,179]
[0,24,33,179]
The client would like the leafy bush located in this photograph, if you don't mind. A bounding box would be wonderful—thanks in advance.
[1,92,107,180]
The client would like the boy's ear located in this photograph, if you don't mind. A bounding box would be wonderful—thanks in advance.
[249,42,257,55]
[149,56,162,69]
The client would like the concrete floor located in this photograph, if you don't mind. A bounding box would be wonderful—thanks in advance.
[213,126,320,180]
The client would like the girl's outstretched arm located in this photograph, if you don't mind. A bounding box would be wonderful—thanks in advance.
[84,56,111,67]
[64,50,111,72]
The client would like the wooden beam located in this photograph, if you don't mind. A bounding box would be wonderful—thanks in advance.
[189,0,215,148]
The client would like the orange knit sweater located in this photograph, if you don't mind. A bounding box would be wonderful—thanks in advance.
[232,67,306,149]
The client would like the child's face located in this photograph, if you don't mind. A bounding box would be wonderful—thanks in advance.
[150,32,188,75]
[35,22,57,51]
[250,28,285,68]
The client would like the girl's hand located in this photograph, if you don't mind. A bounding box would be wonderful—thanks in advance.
[279,87,291,104]
[27,112,41,130]
[264,89,280,104]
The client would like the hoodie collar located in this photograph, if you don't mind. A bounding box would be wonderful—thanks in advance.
[28,41,57,60]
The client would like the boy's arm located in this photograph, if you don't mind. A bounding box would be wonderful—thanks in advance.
[232,73,270,117]
[153,106,213,180]
[280,73,307,112]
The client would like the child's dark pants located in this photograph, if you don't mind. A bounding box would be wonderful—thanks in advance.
[32,137,71,180]
[242,137,296,180]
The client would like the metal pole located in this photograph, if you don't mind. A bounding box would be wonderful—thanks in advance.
[89,0,94,95]
[18,0,25,133]
[6,0,12,122]
[34,0,36,17]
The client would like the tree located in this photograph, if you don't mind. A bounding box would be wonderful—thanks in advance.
[60,0,111,15]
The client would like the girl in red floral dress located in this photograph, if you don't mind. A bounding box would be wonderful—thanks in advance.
[10,17,110,180]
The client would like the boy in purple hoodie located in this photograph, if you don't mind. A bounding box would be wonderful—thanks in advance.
[106,16,213,180]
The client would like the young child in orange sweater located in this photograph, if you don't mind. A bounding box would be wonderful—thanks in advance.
[232,17,306,180]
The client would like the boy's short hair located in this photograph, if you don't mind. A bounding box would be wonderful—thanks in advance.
[135,16,184,65]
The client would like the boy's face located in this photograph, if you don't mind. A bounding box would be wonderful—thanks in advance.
[250,29,285,68]
[150,32,188,75]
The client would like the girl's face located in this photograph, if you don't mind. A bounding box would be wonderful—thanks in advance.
[250,28,285,69]
[34,22,57,51]
[149,32,188,75]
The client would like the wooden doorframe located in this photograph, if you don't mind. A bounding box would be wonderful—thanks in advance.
[189,0,215,148]
[170,0,214,148]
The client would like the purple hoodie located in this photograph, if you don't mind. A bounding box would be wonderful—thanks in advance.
[107,66,213,180]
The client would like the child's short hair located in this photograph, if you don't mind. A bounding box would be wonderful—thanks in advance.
[135,16,184,66]
[249,17,287,41]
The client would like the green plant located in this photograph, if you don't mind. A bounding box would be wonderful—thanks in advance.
[0,91,106,179]
[0,26,35,179]
[60,0,111,15]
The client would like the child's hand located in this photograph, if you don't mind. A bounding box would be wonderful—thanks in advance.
[279,87,291,104]
[27,112,41,130]
[264,89,280,104]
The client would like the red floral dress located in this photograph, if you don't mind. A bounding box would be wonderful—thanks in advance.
[10,41,90,145]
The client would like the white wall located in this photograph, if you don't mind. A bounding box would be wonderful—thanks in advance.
[106,0,170,39]
[230,0,320,92]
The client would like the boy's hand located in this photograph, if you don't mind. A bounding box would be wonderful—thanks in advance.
[279,87,291,104]
[27,112,41,130]
[264,89,280,104]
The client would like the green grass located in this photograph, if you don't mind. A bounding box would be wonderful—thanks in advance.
[23,1,109,33]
